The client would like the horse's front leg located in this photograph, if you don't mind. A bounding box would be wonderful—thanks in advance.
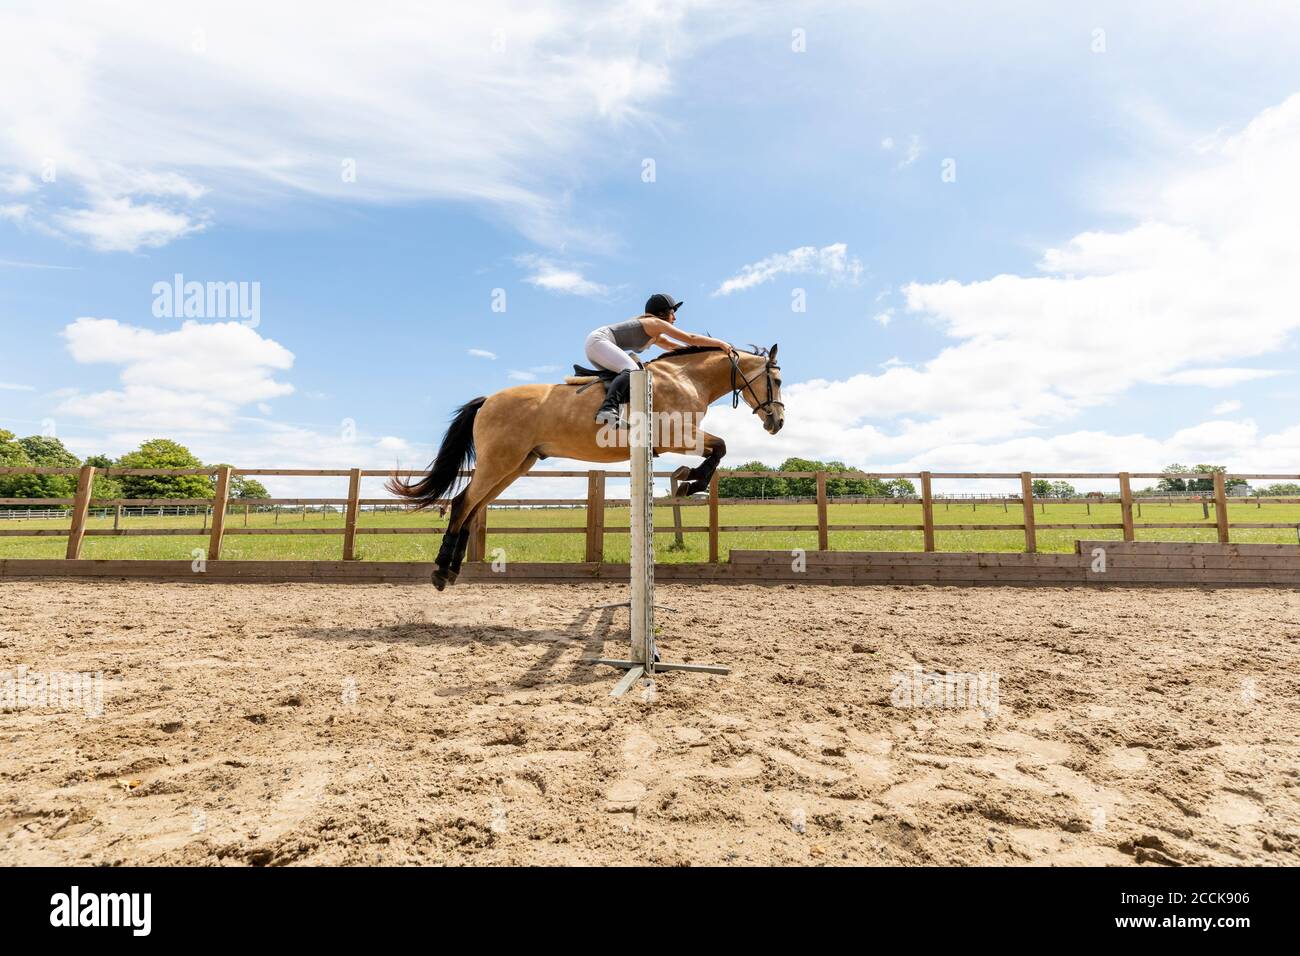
[671,431,725,497]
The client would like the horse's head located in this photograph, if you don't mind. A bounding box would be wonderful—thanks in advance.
[734,344,783,435]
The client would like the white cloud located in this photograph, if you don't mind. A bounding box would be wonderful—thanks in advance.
[880,136,895,150]
[713,242,864,296]
[518,255,609,297]
[467,348,497,360]
[873,309,894,326]
[507,370,537,381]
[896,134,922,169]
[704,396,1300,489]
[0,1,747,251]
[1,381,34,390]
[765,92,1300,462]
[1212,399,1243,415]
[0,171,35,194]
[56,318,294,431]
[1157,368,1282,388]
[53,194,206,252]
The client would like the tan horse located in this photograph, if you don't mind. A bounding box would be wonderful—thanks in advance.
[388,344,783,589]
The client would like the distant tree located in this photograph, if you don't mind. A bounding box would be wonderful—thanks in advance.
[0,433,79,501]
[1257,482,1300,497]
[1049,480,1077,499]
[717,461,788,498]
[884,478,917,498]
[82,454,124,501]
[716,459,914,500]
[1031,479,1052,499]
[207,465,270,500]
[1156,463,1192,493]
[1188,464,1247,495]
[115,439,213,499]
[776,457,820,497]
[0,430,38,502]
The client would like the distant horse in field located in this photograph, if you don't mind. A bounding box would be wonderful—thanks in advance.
[388,344,783,590]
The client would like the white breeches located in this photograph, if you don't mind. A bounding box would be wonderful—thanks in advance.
[584,330,641,373]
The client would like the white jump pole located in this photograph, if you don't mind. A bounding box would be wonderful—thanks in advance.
[586,368,728,697]
[630,367,655,672]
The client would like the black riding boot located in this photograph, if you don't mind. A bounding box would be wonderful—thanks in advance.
[594,369,632,427]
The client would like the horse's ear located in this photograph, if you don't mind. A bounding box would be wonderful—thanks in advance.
[769,343,778,362]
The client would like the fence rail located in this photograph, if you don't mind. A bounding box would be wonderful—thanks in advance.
[2,465,1298,563]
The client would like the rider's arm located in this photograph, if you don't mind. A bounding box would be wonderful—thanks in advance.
[642,317,729,351]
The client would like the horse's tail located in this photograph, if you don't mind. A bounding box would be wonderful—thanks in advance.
[386,397,487,510]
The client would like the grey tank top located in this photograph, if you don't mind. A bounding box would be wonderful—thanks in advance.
[604,316,653,353]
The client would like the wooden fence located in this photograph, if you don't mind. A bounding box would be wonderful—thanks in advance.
[2,465,1299,566]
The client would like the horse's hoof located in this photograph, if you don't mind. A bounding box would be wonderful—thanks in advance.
[431,568,450,591]
[445,570,460,586]
[672,466,692,482]
[674,481,700,498]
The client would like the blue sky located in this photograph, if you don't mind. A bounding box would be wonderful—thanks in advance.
[3,0,1300,496]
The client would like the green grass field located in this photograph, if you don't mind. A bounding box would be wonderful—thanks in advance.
[2,499,1297,562]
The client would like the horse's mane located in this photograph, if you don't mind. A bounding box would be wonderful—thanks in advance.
[648,344,768,364]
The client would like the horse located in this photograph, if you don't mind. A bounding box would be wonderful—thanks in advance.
[387,344,784,590]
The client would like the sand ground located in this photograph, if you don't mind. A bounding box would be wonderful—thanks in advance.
[1,580,1296,866]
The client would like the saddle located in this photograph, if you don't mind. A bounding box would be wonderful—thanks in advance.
[565,363,630,394]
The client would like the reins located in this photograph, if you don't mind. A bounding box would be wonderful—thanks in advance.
[728,349,784,418]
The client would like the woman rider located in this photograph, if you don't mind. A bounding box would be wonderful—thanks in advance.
[586,293,731,426]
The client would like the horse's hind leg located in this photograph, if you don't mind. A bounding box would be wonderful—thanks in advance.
[448,453,540,580]
[432,451,537,590]
[432,489,472,590]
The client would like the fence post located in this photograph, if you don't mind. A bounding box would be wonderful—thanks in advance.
[1119,472,1135,542]
[920,471,935,552]
[816,471,829,551]
[1213,471,1230,543]
[343,467,361,560]
[584,470,605,563]
[65,465,96,559]
[708,472,720,563]
[207,466,232,561]
[1019,471,1037,553]
[669,473,684,547]
[468,508,487,562]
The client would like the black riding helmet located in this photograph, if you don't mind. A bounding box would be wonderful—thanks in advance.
[645,293,684,318]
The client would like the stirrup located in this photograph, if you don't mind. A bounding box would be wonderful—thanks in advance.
[594,408,627,428]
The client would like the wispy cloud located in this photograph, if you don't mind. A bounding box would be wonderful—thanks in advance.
[507,364,561,382]
[881,134,922,168]
[0,258,79,270]
[517,254,609,297]
[1158,369,1283,388]
[1,381,35,391]
[713,242,863,296]
[0,2,744,252]
[467,348,497,360]
[1212,399,1243,415]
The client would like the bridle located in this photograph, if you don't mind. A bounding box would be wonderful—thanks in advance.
[729,349,784,420]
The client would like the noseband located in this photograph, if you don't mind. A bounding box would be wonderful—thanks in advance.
[729,350,784,420]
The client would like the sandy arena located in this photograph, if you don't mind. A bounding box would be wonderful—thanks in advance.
[1,580,1296,866]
